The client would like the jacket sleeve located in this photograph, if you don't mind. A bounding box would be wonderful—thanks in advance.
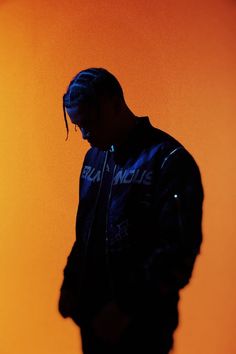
[142,146,204,294]
[116,146,204,315]
[58,239,84,325]
[60,240,81,292]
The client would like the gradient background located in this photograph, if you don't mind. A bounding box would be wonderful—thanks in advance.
[1,0,236,353]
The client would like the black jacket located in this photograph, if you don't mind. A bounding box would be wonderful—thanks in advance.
[60,117,204,324]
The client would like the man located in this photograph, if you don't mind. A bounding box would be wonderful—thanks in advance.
[58,67,204,354]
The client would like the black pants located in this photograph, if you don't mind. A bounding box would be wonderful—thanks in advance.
[80,302,179,354]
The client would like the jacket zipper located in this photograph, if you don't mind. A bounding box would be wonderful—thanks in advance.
[105,163,117,299]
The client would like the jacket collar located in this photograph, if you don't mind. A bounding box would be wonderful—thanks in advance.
[110,116,153,164]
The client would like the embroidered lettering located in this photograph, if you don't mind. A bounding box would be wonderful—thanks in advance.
[81,165,91,179]
[143,171,153,185]
[81,165,101,182]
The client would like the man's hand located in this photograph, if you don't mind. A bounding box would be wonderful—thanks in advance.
[91,301,131,345]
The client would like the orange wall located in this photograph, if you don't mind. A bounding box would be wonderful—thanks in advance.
[1,0,236,353]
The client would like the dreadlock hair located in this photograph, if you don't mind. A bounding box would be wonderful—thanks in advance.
[63,67,124,140]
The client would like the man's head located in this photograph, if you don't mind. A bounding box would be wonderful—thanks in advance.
[63,67,135,150]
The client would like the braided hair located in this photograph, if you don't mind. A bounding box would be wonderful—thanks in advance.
[63,68,124,140]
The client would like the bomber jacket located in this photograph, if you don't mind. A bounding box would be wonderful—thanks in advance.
[60,116,204,323]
